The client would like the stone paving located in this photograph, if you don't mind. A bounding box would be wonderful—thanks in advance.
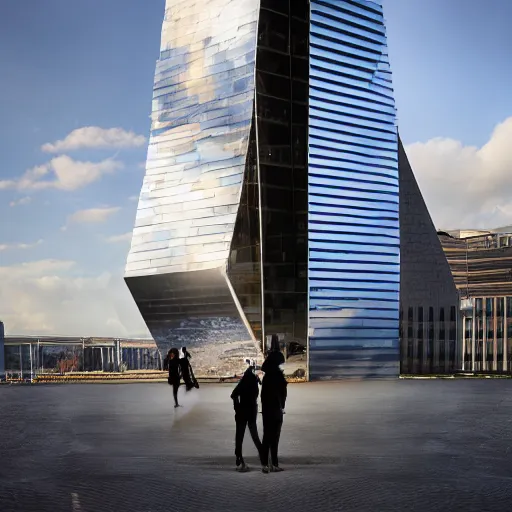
[1,380,512,511]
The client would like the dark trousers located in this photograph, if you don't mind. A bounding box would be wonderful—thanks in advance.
[181,366,193,391]
[235,407,262,460]
[261,411,283,467]
[169,380,180,406]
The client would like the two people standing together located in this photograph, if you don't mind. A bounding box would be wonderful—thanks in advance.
[164,346,199,408]
[231,335,287,473]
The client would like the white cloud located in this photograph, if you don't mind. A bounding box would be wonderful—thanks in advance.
[128,195,139,202]
[63,207,121,230]
[0,259,150,337]
[106,232,132,243]
[405,116,512,230]
[42,127,146,153]
[0,239,43,252]
[9,196,32,207]
[0,179,15,189]
[1,156,123,192]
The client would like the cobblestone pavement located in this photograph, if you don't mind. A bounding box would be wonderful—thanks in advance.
[2,380,512,511]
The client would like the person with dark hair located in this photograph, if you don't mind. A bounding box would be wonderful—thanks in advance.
[261,336,287,473]
[180,346,199,391]
[166,348,181,408]
[266,334,285,366]
[230,359,263,472]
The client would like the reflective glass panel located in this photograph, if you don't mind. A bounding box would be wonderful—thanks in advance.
[308,0,399,379]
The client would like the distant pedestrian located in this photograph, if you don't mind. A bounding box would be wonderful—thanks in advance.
[261,335,287,473]
[180,346,199,391]
[231,359,263,472]
[166,348,181,408]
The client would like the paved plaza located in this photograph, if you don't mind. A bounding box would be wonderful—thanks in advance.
[1,380,512,511]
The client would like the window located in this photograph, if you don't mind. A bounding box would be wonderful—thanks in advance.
[257,49,290,76]
[258,9,289,53]
[507,296,512,317]
[261,0,289,15]
[407,306,413,361]
[439,307,446,341]
[464,317,472,363]
[476,298,483,315]
[417,307,423,340]
[449,306,457,343]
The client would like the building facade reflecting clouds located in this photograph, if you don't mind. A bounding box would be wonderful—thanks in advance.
[126,0,457,379]
[307,0,399,378]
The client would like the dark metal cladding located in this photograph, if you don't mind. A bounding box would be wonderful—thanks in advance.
[399,141,459,375]
[256,0,310,378]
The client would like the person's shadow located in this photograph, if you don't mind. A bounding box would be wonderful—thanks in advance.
[172,455,341,472]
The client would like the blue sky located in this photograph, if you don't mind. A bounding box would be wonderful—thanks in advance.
[384,0,512,147]
[0,0,511,336]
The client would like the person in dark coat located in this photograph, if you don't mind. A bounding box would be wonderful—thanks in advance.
[261,335,287,473]
[180,346,199,391]
[165,348,181,408]
[230,359,263,472]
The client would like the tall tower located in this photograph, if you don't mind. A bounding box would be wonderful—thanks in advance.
[126,0,457,379]
[306,0,399,379]
[125,0,264,377]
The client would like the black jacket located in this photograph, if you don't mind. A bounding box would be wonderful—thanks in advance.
[261,351,285,372]
[231,368,261,411]
[167,358,181,384]
[261,353,287,413]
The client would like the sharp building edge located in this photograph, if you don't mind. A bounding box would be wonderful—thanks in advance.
[399,140,459,375]
[125,0,263,377]
[125,0,458,379]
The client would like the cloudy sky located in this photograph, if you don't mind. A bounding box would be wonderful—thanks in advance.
[0,0,511,337]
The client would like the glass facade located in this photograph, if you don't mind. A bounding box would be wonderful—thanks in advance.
[257,1,309,377]
[126,0,259,279]
[307,0,399,379]
[125,0,265,378]
[125,0,414,380]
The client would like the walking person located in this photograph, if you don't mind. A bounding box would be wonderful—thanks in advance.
[261,335,287,473]
[180,346,199,391]
[165,348,182,408]
[230,359,263,472]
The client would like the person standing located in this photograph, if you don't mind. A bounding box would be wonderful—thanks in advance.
[261,335,287,473]
[166,348,181,408]
[230,359,263,472]
[180,346,199,391]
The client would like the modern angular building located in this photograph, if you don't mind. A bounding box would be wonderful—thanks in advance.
[125,0,458,379]
[440,229,512,373]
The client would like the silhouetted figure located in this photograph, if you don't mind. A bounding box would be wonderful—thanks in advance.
[265,335,285,367]
[180,346,199,391]
[261,335,287,473]
[166,348,181,408]
[230,359,263,471]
